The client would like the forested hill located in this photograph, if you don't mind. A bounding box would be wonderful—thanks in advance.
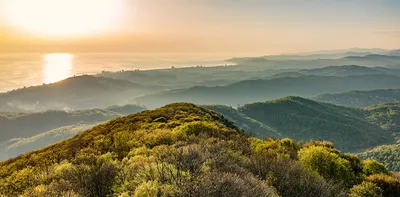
[237,96,394,152]
[203,104,281,138]
[1,103,400,197]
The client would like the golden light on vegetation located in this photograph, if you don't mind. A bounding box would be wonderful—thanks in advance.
[1,0,126,37]
[43,53,72,84]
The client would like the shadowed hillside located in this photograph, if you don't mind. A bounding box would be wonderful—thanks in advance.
[238,97,394,152]
[203,105,281,138]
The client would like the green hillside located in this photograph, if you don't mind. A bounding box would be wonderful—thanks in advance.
[359,144,400,172]
[1,103,399,197]
[357,103,400,171]
[314,89,400,108]
[238,97,394,152]
[365,103,400,137]
[203,105,281,138]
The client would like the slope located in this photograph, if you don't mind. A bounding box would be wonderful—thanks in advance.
[238,96,394,152]
[203,105,281,138]
[365,103,400,135]
[358,144,400,172]
[1,103,398,197]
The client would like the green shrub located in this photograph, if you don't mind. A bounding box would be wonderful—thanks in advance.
[349,181,383,197]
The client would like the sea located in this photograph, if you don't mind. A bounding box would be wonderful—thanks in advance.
[0,53,233,93]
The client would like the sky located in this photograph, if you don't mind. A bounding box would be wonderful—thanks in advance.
[0,0,399,54]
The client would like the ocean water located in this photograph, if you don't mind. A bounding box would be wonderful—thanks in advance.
[0,53,231,93]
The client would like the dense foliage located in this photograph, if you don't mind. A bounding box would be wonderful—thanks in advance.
[356,103,400,172]
[203,105,281,138]
[365,103,400,137]
[238,96,394,152]
[1,103,399,197]
[359,144,400,172]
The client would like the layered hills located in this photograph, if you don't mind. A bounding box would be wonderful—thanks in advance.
[1,103,398,197]
[314,89,400,108]
[0,75,159,112]
[136,74,400,108]
[236,97,394,152]
[0,104,146,160]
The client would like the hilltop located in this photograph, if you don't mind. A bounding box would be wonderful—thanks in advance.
[1,103,399,197]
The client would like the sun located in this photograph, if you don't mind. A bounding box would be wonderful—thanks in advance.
[43,53,73,84]
[1,0,126,37]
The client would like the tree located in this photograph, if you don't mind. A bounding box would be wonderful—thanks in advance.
[362,160,390,176]
[298,146,356,186]
[365,174,400,197]
[60,153,120,197]
[349,181,383,197]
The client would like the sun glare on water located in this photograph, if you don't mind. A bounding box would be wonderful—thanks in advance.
[1,0,126,37]
[43,54,73,84]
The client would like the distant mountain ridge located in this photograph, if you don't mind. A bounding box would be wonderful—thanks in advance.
[228,52,400,69]
[0,75,160,112]
[136,74,400,108]
[314,89,400,108]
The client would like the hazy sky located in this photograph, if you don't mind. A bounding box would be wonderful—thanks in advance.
[0,0,399,54]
